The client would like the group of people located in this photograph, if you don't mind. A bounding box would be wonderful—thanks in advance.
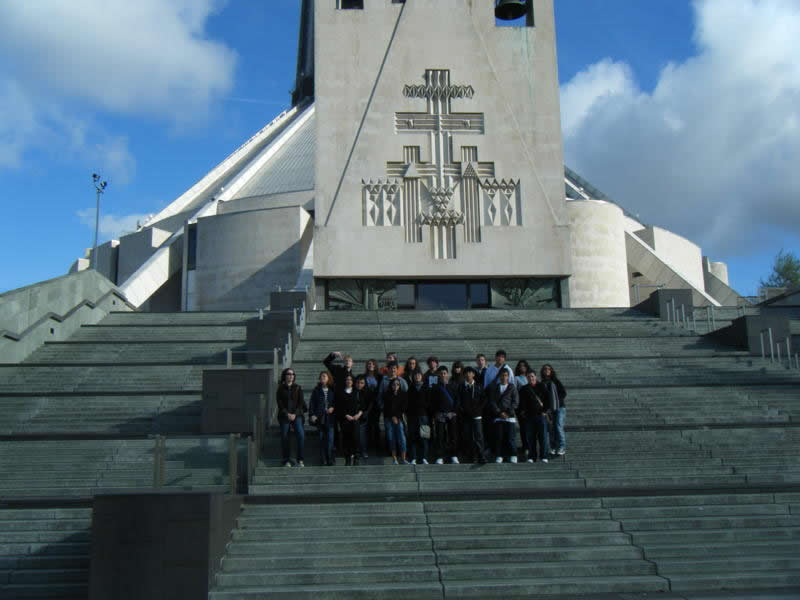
[275,350,567,467]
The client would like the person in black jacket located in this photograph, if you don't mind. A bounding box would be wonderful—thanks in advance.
[353,375,373,462]
[518,371,549,463]
[384,378,409,465]
[540,364,567,456]
[275,368,306,467]
[431,366,460,464]
[488,369,520,463]
[309,371,336,466]
[458,366,487,463]
[406,370,430,464]
[324,351,354,456]
[337,374,364,465]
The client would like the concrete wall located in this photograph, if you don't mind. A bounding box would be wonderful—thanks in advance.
[193,206,311,311]
[117,227,172,285]
[567,200,630,308]
[314,0,571,279]
[0,270,133,363]
[90,493,242,600]
[634,226,704,292]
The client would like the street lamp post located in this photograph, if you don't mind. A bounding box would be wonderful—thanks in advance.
[91,173,108,270]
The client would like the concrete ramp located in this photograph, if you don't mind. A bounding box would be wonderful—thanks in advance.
[626,231,720,306]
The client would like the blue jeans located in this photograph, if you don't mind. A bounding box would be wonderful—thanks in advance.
[318,421,335,464]
[385,418,407,456]
[279,418,305,463]
[552,408,566,451]
[529,415,551,460]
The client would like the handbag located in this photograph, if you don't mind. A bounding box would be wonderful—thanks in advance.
[419,424,431,440]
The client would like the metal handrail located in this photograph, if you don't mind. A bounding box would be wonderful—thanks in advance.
[760,328,774,362]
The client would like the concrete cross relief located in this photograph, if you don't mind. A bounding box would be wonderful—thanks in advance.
[362,69,521,259]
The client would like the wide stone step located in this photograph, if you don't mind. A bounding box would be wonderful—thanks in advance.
[666,571,800,592]
[215,566,440,587]
[657,556,800,574]
[441,575,668,597]
[631,526,800,545]
[209,581,443,599]
[644,539,800,559]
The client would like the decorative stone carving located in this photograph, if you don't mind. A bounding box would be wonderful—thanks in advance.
[363,69,521,258]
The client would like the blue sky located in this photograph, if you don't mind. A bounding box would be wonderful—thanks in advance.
[1,0,798,297]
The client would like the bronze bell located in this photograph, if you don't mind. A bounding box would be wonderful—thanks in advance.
[495,0,528,21]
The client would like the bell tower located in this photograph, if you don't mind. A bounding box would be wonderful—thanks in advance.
[313,0,572,309]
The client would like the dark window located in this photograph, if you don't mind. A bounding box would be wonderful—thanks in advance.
[417,283,468,310]
[186,224,197,270]
[338,0,363,9]
[396,283,415,309]
[469,282,490,308]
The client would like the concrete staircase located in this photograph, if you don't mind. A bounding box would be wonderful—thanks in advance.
[0,507,91,600]
[213,308,800,598]
[0,310,256,598]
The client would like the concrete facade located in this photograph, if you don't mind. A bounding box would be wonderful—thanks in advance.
[313,0,571,279]
[192,206,312,311]
[568,200,629,308]
[49,1,746,313]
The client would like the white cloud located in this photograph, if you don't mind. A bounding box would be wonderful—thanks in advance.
[77,209,151,241]
[0,0,236,121]
[560,0,800,258]
[0,0,236,171]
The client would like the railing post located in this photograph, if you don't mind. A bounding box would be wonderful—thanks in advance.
[795,353,799,370]
[226,348,233,369]
[768,328,774,362]
[670,299,676,326]
[760,331,766,360]
[273,348,279,383]
[152,436,161,488]
[692,311,697,333]
[259,308,264,321]
[777,342,782,365]
[787,338,792,367]
[710,305,716,330]
[228,433,240,495]
[680,304,686,329]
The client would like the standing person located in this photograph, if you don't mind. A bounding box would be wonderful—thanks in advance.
[423,356,440,388]
[474,354,488,387]
[309,371,336,466]
[323,352,354,457]
[354,375,373,463]
[376,362,408,455]
[458,366,487,463]
[407,370,430,464]
[364,359,382,455]
[475,353,491,455]
[431,366,460,464]
[403,357,420,386]
[384,378,409,465]
[337,374,363,466]
[518,371,549,463]
[276,368,306,467]
[451,361,466,386]
[488,369,519,463]
[541,364,567,456]
[484,349,515,389]
[514,360,533,459]
[380,352,405,378]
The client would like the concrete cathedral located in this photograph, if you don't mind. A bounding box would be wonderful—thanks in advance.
[72,0,744,312]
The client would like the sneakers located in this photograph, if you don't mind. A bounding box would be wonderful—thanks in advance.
[401,459,411,465]
[297,461,304,468]
[284,461,292,467]
[557,449,566,456]
[451,457,460,464]
[392,458,399,465]
[435,458,444,465]
[410,459,417,465]
[495,457,503,463]
[421,459,429,465]
[526,458,534,463]
[541,458,548,463]
[510,456,518,464]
